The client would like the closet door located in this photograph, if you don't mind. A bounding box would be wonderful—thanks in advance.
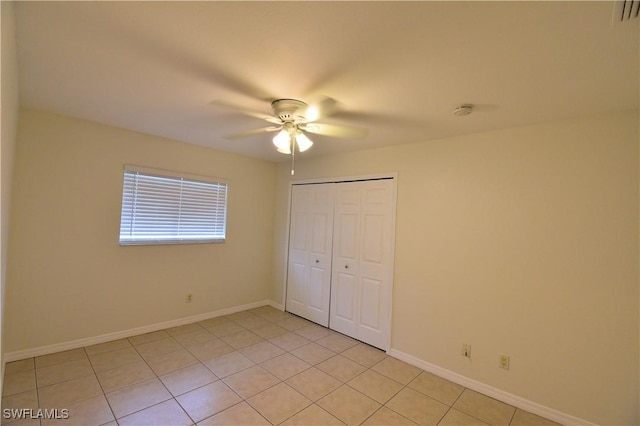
[285,184,334,326]
[330,179,394,350]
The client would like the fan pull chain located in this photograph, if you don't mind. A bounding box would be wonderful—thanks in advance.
[290,136,295,176]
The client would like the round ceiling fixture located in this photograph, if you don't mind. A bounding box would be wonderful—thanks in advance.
[453,104,474,117]
[271,99,308,122]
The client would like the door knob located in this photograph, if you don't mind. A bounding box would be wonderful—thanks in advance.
[345,265,349,269]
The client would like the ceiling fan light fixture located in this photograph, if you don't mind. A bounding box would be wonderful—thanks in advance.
[219,97,363,157]
[276,145,292,154]
[305,105,320,122]
[295,131,314,152]
[273,130,291,154]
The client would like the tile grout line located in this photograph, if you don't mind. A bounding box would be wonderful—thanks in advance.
[200,320,378,426]
[33,358,42,426]
[355,357,424,426]
[214,311,342,425]
[24,368,40,426]
[173,311,304,424]
[50,346,119,426]
[211,312,284,424]
[198,314,277,425]
[155,315,255,423]
[442,388,490,426]
[86,344,129,425]
[126,332,198,425]
[507,404,518,426]
[435,381,468,426]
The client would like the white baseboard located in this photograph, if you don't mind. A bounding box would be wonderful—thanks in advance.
[387,348,595,426]
[4,299,278,362]
[268,300,284,311]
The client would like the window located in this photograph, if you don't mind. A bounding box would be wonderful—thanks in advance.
[119,166,228,245]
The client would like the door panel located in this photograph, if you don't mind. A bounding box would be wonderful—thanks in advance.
[330,179,394,350]
[360,277,381,329]
[286,190,310,319]
[337,214,358,259]
[285,185,334,327]
[362,214,384,263]
[287,262,307,307]
[308,266,326,310]
[311,213,329,253]
[331,270,357,337]
[358,180,394,349]
[330,185,360,337]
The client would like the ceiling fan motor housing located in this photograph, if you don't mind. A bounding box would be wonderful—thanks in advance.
[272,99,308,122]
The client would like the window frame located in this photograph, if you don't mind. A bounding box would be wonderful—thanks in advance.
[118,165,228,246]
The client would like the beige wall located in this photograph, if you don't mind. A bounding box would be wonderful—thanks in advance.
[273,111,639,425]
[1,1,20,394]
[5,109,276,352]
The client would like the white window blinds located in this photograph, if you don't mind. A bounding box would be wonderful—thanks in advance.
[119,166,228,245]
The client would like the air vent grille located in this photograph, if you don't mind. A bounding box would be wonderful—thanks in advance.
[615,0,640,22]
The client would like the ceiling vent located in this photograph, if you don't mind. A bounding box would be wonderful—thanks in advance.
[614,0,639,23]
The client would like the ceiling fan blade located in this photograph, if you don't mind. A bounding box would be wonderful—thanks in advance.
[211,100,281,124]
[300,122,368,139]
[224,126,281,140]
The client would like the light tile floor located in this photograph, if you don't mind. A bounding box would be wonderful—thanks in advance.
[1,306,561,426]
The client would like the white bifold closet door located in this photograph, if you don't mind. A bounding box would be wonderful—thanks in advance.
[285,178,395,350]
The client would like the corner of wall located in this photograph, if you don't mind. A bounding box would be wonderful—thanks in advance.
[1,0,20,395]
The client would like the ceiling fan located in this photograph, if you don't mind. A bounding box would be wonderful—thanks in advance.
[213,97,368,156]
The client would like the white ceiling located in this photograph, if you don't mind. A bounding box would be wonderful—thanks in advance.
[14,1,639,162]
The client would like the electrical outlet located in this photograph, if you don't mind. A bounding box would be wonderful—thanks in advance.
[499,355,510,370]
[461,344,471,358]
[186,294,193,303]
